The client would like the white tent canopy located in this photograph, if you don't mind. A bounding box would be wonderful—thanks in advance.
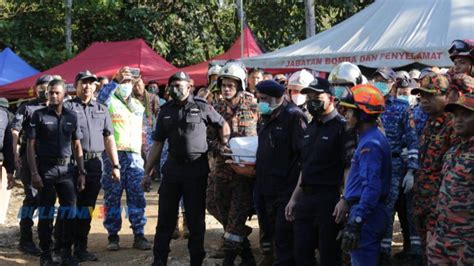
[243,0,474,72]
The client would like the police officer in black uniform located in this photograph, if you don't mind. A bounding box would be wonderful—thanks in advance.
[285,78,349,266]
[143,71,230,266]
[254,80,307,265]
[12,74,53,256]
[27,78,86,266]
[55,70,120,262]
[1,98,15,190]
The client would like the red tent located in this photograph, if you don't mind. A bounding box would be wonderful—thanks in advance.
[148,26,263,87]
[0,39,176,99]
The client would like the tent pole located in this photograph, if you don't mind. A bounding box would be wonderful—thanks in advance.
[237,0,244,59]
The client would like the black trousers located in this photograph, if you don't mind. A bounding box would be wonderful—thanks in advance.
[37,162,76,254]
[54,158,103,251]
[293,189,342,266]
[153,160,208,266]
[19,154,38,243]
[255,189,294,266]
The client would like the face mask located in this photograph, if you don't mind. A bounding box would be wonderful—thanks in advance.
[38,90,47,101]
[408,95,418,106]
[397,95,409,103]
[291,93,307,106]
[169,85,188,101]
[334,86,350,99]
[258,102,273,115]
[117,83,133,98]
[306,99,325,117]
[372,82,391,96]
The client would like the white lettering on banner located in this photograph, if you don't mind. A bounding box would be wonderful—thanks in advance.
[285,51,445,68]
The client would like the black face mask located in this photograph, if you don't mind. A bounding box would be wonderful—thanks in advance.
[38,90,47,101]
[306,99,325,117]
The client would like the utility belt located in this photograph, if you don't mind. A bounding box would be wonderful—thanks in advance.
[84,151,102,161]
[300,185,340,195]
[347,195,387,207]
[39,157,71,166]
[168,153,206,164]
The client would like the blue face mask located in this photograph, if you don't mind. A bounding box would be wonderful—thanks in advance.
[372,82,391,96]
[397,95,409,103]
[258,102,272,115]
[117,83,133,98]
[334,86,349,99]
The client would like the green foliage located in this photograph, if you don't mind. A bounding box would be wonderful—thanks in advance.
[0,0,372,71]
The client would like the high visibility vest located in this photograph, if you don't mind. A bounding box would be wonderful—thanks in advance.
[108,95,144,154]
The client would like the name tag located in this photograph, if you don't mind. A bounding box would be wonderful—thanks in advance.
[276,126,283,130]
[66,122,72,125]
[322,136,329,140]
[304,135,310,138]
[164,116,171,119]
[44,121,54,125]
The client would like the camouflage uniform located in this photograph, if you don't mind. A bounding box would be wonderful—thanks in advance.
[379,97,419,255]
[427,136,474,265]
[413,113,457,246]
[206,93,259,242]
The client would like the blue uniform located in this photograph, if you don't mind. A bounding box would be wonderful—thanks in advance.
[344,126,392,266]
[379,97,419,255]
[412,104,429,138]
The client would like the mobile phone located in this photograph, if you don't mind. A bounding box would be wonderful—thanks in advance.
[130,67,141,78]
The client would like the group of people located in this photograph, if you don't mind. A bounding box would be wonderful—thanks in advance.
[0,39,472,266]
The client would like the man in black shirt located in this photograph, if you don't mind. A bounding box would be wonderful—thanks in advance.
[143,72,230,266]
[285,78,348,266]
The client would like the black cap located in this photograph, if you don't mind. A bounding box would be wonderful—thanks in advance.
[374,67,396,82]
[35,74,54,86]
[301,77,334,95]
[75,70,98,83]
[256,80,285,98]
[168,71,190,85]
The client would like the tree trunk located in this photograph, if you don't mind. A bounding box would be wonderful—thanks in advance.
[65,0,72,58]
[304,0,315,38]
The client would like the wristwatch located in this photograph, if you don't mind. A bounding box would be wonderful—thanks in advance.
[113,164,121,170]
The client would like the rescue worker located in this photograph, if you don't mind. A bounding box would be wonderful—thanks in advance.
[142,71,230,266]
[427,92,474,265]
[328,62,364,100]
[12,74,53,256]
[446,73,473,103]
[208,64,222,84]
[372,67,420,265]
[247,68,264,96]
[448,39,473,76]
[285,78,347,266]
[254,80,307,265]
[410,73,457,261]
[333,84,392,266]
[205,63,259,265]
[59,70,121,262]
[26,78,86,266]
[97,66,151,251]
[286,69,315,114]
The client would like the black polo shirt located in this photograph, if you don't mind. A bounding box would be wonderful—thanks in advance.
[28,106,82,158]
[300,109,348,187]
[0,108,14,174]
[12,98,47,153]
[64,97,113,153]
[153,95,225,161]
[256,100,307,197]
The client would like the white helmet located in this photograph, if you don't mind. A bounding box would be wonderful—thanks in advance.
[208,65,222,82]
[409,69,421,80]
[217,63,247,91]
[396,70,410,81]
[287,69,314,91]
[328,62,362,85]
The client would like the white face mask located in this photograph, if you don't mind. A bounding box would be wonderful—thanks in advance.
[291,93,307,106]
[118,83,133,98]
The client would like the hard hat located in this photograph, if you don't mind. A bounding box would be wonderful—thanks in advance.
[287,69,314,91]
[208,65,222,80]
[409,69,421,80]
[328,62,362,86]
[339,84,385,115]
[396,70,410,81]
[449,39,474,60]
[217,63,247,91]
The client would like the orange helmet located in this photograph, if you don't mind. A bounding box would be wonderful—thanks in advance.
[339,84,385,114]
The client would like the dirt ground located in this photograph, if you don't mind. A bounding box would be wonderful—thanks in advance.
[0,181,403,265]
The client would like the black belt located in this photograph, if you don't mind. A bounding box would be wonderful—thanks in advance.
[169,153,205,164]
[347,195,387,207]
[84,152,102,161]
[40,157,71,166]
[300,185,340,195]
